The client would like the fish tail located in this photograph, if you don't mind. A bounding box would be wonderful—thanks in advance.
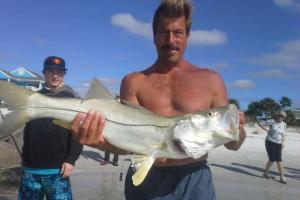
[0,81,33,109]
[0,111,28,140]
[0,81,33,140]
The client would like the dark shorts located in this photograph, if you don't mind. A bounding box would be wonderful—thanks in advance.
[125,160,216,200]
[265,140,282,162]
[18,172,72,200]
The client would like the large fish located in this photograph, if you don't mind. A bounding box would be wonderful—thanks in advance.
[0,79,240,186]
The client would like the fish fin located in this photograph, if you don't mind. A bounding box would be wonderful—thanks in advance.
[0,111,28,140]
[0,81,33,109]
[84,78,114,99]
[53,119,71,129]
[131,154,155,186]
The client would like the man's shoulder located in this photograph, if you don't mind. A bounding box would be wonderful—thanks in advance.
[123,71,146,83]
[187,65,222,80]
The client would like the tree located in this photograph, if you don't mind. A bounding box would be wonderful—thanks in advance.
[285,110,295,124]
[245,101,263,120]
[260,97,280,118]
[279,96,292,111]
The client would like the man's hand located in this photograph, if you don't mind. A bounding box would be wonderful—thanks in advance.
[70,110,128,155]
[70,110,106,148]
[225,111,246,150]
[60,163,74,178]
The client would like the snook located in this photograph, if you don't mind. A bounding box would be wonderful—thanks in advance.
[0,80,240,186]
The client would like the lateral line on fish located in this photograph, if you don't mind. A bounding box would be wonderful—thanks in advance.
[27,106,171,128]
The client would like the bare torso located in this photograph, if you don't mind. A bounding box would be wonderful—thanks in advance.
[120,60,228,166]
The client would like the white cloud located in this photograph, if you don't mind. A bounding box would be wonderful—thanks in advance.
[228,80,256,89]
[253,69,291,79]
[274,0,300,13]
[188,30,227,46]
[111,13,227,46]
[111,13,152,39]
[248,39,300,69]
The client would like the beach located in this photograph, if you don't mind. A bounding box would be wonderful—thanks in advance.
[0,126,300,200]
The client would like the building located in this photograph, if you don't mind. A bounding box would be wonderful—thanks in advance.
[292,108,300,120]
[0,67,44,91]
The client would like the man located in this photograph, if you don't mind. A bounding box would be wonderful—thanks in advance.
[18,56,83,200]
[70,0,246,199]
[100,151,119,166]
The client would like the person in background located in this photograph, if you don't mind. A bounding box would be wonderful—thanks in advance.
[18,56,83,200]
[100,151,119,166]
[70,0,246,199]
[258,110,287,184]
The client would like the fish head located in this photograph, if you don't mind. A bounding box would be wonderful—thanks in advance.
[172,104,240,159]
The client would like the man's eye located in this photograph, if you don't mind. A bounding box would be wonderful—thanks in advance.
[175,32,184,38]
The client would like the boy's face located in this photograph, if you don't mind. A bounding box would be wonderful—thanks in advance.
[44,68,65,88]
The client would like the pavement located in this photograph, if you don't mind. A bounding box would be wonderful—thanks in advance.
[0,126,299,200]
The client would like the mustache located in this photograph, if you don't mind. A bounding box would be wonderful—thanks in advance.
[162,44,179,51]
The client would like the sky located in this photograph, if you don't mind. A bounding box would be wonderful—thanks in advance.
[0,0,299,110]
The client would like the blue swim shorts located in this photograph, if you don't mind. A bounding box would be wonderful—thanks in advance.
[18,172,72,200]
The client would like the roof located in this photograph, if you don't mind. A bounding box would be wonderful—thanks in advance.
[0,67,44,82]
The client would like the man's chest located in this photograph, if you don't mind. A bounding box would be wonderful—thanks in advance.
[137,78,213,116]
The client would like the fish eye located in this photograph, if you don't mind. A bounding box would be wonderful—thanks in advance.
[208,112,213,117]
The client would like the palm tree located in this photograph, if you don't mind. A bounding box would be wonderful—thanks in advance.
[260,97,280,119]
[279,96,292,111]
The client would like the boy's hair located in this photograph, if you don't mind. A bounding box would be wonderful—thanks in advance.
[152,0,193,35]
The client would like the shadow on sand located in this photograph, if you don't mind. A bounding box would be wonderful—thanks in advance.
[81,150,105,162]
[210,162,300,181]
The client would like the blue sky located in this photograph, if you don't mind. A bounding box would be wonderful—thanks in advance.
[0,0,299,110]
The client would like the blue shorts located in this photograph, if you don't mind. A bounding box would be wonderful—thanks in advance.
[125,160,216,200]
[18,172,72,200]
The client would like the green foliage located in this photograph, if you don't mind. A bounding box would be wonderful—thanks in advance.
[245,96,295,125]
[245,101,263,120]
[279,96,292,111]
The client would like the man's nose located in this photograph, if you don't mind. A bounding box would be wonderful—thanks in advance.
[167,32,175,43]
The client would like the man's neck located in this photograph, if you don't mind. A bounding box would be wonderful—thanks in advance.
[153,59,188,73]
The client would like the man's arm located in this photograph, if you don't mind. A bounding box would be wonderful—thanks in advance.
[209,71,246,151]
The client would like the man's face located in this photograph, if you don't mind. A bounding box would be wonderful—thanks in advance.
[44,68,65,88]
[154,16,189,65]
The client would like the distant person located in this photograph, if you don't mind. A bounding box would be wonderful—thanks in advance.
[258,110,287,184]
[18,56,83,200]
[70,1,246,199]
[100,151,119,166]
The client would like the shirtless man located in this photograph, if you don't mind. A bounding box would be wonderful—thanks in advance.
[71,1,246,199]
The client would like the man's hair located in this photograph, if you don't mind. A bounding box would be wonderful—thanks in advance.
[152,0,193,35]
